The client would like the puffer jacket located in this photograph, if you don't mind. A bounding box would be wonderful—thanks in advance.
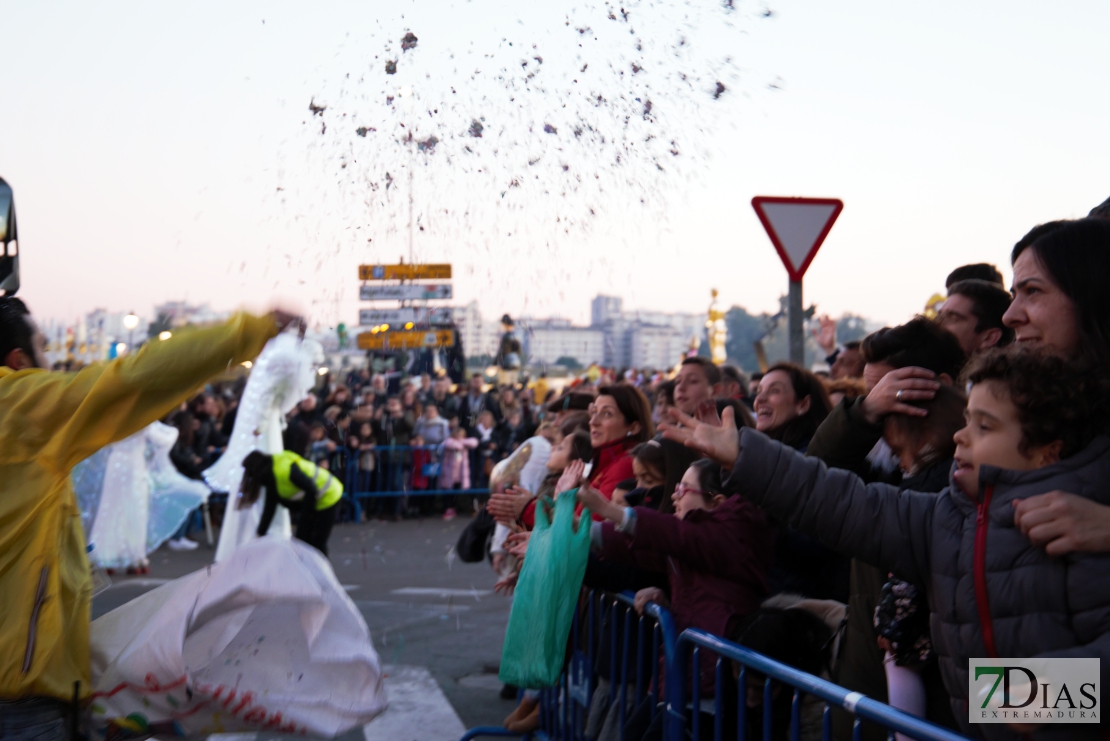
[725,427,1110,741]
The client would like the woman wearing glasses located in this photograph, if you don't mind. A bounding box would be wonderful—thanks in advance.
[575,455,774,704]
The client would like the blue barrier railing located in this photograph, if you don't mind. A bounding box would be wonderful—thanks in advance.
[329,445,493,521]
[462,590,676,741]
[462,593,969,741]
[667,628,969,741]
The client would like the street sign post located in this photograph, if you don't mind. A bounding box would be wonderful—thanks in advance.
[359,284,453,301]
[358,264,452,281]
[359,307,453,326]
[357,328,455,351]
[751,196,843,365]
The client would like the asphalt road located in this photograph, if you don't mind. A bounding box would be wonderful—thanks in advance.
[92,518,516,732]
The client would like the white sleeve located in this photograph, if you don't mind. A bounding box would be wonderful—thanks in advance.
[490,522,511,554]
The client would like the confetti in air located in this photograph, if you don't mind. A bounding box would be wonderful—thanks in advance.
[264,0,777,326]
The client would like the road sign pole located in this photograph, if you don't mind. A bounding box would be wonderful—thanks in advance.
[788,279,804,365]
[751,196,843,368]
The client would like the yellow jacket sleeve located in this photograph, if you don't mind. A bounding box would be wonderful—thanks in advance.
[0,312,278,474]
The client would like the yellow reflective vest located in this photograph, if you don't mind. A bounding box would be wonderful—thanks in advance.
[0,313,277,703]
[271,450,343,510]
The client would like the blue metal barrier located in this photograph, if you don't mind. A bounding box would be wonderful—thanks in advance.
[463,593,969,741]
[667,628,969,741]
[461,590,676,741]
[330,445,491,521]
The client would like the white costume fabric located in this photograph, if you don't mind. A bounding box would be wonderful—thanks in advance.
[85,433,148,569]
[488,436,552,560]
[205,333,321,562]
[77,422,210,569]
[89,539,387,738]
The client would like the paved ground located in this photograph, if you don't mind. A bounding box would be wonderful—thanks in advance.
[92,518,516,734]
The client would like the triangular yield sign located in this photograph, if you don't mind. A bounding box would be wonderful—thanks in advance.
[752,196,843,282]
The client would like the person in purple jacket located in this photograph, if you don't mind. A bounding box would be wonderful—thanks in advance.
[571,457,776,693]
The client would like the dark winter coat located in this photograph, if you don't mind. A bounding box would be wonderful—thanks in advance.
[598,494,775,690]
[726,427,1110,740]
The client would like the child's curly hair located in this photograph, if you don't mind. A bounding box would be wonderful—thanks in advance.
[961,348,1102,459]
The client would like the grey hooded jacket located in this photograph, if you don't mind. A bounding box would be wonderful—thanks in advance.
[725,427,1110,740]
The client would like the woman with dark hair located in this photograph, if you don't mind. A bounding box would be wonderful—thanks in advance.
[586,384,653,502]
[751,363,845,601]
[238,449,343,556]
[1007,218,1110,555]
[1004,217,1110,367]
[753,363,833,451]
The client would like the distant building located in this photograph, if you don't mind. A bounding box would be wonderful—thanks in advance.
[590,294,704,369]
[628,324,691,370]
[591,295,624,327]
[519,318,605,367]
[455,301,501,360]
[463,294,706,370]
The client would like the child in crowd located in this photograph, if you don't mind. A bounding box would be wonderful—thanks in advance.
[409,434,432,493]
[475,410,498,483]
[441,426,479,520]
[662,349,1110,739]
[624,440,666,509]
[576,457,776,694]
[307,421,336,469]
[498,426,593,734]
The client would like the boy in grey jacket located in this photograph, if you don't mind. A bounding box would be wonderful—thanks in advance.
[664,349,1109,740]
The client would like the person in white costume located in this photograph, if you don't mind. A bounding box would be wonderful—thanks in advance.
[204,333,322,562]
[78,422,211,573]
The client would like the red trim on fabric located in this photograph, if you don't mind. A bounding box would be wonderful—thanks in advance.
[973,484,999,659]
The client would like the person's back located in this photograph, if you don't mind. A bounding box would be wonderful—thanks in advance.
[0,297,283,735]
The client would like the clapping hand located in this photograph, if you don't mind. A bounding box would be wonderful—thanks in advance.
[494,567,520,596]
[659,405,742,469]
[556,459,586,495]
[487,485,533,526]
[505,530,531,559]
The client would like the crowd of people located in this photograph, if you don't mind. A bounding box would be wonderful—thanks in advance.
[4,202,1110,740]
[483,210,1110,740]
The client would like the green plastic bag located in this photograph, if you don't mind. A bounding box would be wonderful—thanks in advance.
[499,489,592,688]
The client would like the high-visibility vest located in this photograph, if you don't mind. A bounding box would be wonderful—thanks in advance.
[271,450,343,510]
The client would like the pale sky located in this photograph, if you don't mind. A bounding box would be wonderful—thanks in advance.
[3,0,1108,329]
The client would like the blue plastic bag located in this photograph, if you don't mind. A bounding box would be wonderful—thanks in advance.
[499,489,592,688]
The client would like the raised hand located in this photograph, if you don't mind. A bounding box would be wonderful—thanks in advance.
[812,315,837,356]
[486,485,533,525]
[658,405,741,469]
[556,459,586,495]
[505,530,531,558]
[269,308,305,335]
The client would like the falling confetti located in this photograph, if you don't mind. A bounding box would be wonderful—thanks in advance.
[261,0,777,325]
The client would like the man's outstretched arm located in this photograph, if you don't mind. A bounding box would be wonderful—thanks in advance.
[0,312,285,472]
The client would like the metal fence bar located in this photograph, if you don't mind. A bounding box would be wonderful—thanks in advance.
[669,628,970,741]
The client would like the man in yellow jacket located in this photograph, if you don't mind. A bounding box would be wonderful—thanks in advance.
[0,296,295,739]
